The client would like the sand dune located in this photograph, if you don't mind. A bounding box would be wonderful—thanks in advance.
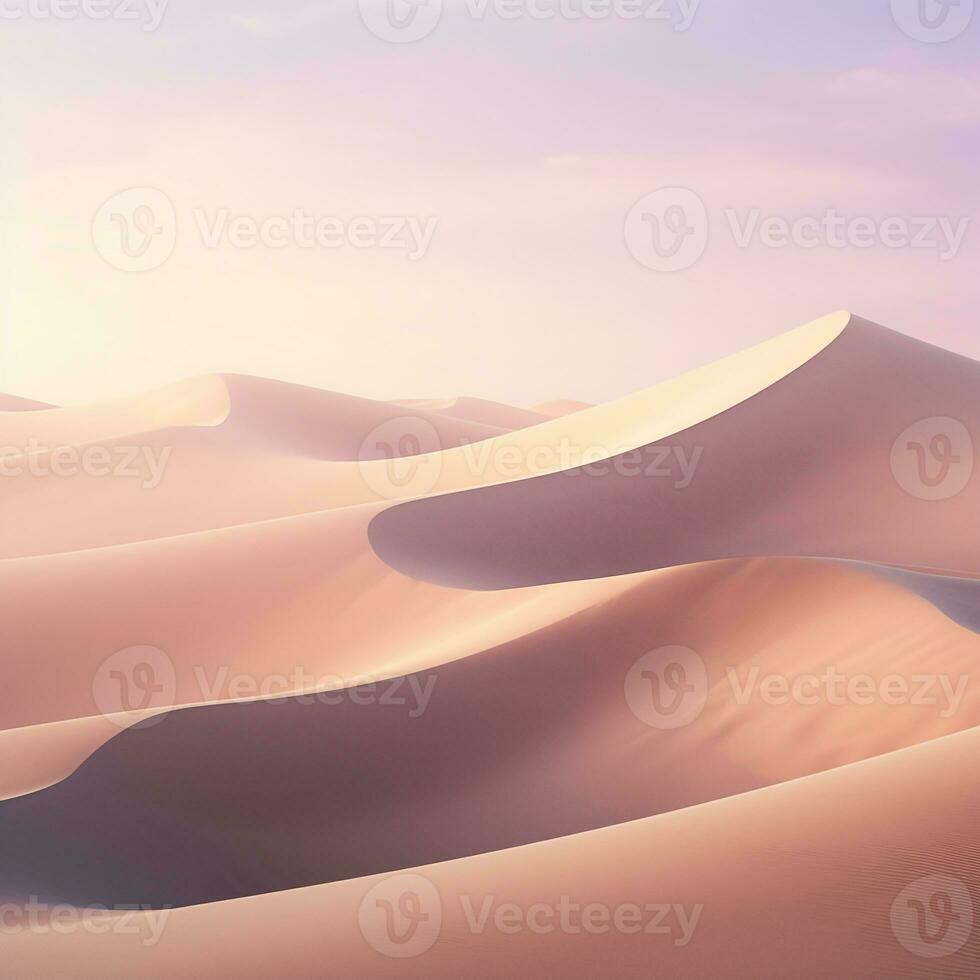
[0,499,634,796]
[214,375,511,458]
[391,396,550,430]
[369,316,980,587]
[0,378,511,560]
[531,398,594,417]
[3,556,979,910]
[0,376,230,451]
[6,719,980,978]
[0,376,504,463]
[0,393,53,411]
[4,518,976,801]
[0,312,847,560]
[4,310,979,978]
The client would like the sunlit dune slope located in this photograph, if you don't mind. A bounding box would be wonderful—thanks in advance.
[0,312,847,559]
[370,316,980,587]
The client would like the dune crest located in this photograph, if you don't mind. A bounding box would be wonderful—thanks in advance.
[369,315,980,587]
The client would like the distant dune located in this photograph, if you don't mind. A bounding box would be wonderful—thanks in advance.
[0,393,53,411]
[531,398,594,417]
[392,395,551,431]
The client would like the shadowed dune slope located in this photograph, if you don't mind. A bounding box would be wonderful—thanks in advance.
[6,722,980,978]
[0,501,634,799]
[0,498,638,735]
[2,556,979,909]
[873,564,980,633]
[369,317,980,588]
[3,496,978,804]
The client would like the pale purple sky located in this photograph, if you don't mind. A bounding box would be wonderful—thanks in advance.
[1,0,977,405]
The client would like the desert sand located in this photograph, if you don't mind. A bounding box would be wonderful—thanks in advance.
[3,311,979,977]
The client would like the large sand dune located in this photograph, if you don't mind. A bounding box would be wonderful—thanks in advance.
[5,721,980,978]
[369,316,980,587]
[3,311,979,977]
[2,555,979,911]
[0,312,847,559]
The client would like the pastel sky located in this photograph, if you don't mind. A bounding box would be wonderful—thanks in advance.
[1,0,977,407]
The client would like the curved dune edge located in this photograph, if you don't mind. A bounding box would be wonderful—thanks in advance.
[352,310,850,496]
[0,376,232,451]
[0,313,849,561]
[0,498,643,724]
[213,374,510,457]
[0,499,648,799]
[2,555,978,912]
[5,722,980,978]
[0,375,508,561]
[0,376,510,561]
[1,550,977,804]
[368,315,980,589]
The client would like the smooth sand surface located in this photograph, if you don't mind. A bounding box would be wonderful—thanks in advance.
[4,310,978,978]
[2,556,979,908]
[5,723,980,978]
